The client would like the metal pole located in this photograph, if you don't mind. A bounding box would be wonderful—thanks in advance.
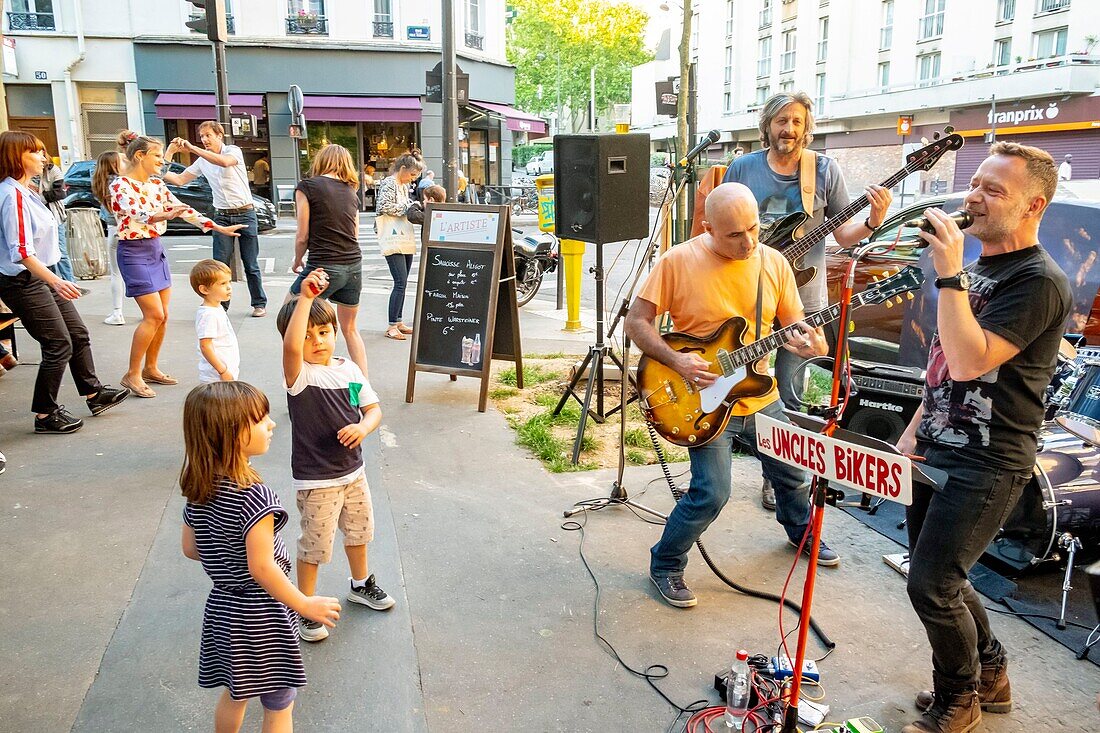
[441,0,459,202]
[686,62,696,236]
[213,39,232,144]
[589,66,596,131]
[674,1,693,244]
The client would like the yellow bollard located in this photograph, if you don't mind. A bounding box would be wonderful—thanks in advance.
[560,238,586,331]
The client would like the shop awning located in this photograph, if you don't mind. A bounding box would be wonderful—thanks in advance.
[302,96,422,123]
[154,93,265,120]
[469,100,547,135]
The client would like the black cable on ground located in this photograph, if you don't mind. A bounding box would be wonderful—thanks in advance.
[562,509,712,721]
[646,423,836,650]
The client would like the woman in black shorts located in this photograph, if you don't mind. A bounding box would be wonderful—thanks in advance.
[289,144,368,376]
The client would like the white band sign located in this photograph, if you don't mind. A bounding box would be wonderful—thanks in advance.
[755,413,913,506]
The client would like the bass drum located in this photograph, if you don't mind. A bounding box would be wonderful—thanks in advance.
[984,429,1100,573]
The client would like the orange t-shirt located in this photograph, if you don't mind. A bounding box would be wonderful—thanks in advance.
[637,234,804,414]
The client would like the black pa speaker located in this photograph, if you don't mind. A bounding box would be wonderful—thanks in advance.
[554,133,650,244]
[838,363,925,445]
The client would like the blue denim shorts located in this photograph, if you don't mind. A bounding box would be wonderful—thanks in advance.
[290,260,362,306]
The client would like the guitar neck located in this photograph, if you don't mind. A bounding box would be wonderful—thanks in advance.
[717,293,868,374]
[783,162,921,263]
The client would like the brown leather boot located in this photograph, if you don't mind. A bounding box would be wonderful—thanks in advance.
[901,690,982,733]
[915,662,1012,713]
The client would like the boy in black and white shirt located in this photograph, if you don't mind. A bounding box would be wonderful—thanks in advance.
[278,269,393,643]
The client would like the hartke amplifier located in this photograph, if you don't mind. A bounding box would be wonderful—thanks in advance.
[838,361,926,444]
[553,133,650,244]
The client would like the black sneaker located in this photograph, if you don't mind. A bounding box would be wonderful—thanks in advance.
[761,477,777,511]
[35,406,84,434]
[788,538,841,567]
[650,573,698,608]
[298,617,329,643]
[0,450,6,474]
[87,385,130,416]
[347,575,395,610]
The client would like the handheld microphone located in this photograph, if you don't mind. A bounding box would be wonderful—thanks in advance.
[679,130,721,167]
[903,210,974,233]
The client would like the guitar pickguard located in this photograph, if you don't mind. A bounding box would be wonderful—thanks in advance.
[699,367,746,414]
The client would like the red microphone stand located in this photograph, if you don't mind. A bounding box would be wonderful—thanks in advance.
[780,246,868,733]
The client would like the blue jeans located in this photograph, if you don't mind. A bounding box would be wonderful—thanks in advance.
[385,253,413,324]
[650,399,811,576]
[47,220,76,283]
[212,210,266,308]
[906,444,1029,693]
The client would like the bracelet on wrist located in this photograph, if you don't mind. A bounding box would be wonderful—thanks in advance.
[864,216,878,231]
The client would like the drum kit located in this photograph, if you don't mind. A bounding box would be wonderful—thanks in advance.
[985,339,1100,628]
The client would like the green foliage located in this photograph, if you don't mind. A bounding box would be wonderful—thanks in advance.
[624,427,649,448]
[507,0,653,133]
[489,386,520,400]
[499,363,562,387]
[627,448,648,464]
[513,411,597,473]
[513,144,553,167]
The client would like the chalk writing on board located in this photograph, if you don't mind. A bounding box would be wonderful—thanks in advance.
[416,247,496,369]
[429,210,500,244]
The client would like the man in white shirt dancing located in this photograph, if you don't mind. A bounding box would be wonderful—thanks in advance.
[163,121,268,317]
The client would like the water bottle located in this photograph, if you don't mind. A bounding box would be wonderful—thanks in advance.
[724,649,751,731]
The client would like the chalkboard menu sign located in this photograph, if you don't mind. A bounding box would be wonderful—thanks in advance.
[405,204,523,412]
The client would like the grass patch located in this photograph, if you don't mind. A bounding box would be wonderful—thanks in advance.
[499,363,563,387]
[624,427,650,448]
[489,386,520,400]
[627,448,649,464]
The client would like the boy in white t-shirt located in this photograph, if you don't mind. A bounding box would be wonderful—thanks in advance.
[189,260,240,382]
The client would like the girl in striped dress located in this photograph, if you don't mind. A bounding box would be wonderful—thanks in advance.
[180,381,341,732]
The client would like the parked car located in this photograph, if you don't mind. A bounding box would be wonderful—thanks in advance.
[525,151,554,176]
[825,195,1100,367]
[62,160,278,233]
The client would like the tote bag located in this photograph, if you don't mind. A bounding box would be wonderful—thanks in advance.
[377,213,417,255]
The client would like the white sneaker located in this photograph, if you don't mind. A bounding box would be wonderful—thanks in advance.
[104,311,125,326]
[298,617,329,642]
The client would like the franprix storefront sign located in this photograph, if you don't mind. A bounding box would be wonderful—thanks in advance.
[950,95,1100,136]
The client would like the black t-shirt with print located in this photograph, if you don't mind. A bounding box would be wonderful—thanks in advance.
[917,245,1071,471]
[296,175,361,265]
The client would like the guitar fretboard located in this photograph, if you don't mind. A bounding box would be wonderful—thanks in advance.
[782,149,942,264]
[715,293,870,376]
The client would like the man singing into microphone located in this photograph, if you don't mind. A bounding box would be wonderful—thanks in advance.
[896,142,1070,733]
[723,92,892,511]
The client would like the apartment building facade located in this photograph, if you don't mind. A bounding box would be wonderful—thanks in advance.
[3,0,542,196]
[632,0,1100,196]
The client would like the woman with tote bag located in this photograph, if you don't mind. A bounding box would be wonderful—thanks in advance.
[374,152,422,340]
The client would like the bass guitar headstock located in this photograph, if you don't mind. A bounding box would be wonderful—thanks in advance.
[906,127,965,172]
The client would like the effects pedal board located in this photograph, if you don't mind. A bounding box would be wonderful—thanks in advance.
[771,655,820,681]
[818,718,884,733]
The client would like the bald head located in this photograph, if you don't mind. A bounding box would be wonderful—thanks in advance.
[703,183,761,260]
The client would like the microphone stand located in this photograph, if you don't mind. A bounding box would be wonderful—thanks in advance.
[780,242,876,733]
[563,163,691,520]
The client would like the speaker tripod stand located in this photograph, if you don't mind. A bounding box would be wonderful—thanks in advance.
[561,162,692,520]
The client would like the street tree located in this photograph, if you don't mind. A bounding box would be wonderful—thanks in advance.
[507,0,652,133]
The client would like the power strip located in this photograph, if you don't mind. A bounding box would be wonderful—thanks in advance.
[771,655,820,681]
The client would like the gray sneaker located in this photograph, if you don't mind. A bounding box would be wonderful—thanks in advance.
[298,617,329,642]
[761,478,777,511]
[347,575,395,610]
[788,538,841,567]
[650,573,698,608]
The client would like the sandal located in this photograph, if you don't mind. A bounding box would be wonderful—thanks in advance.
[384,327,407,341]
[141,370,178,386]
[396,323,414,335]
[120,376,156,398]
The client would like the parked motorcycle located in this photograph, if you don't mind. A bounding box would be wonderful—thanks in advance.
[513,228,559,307]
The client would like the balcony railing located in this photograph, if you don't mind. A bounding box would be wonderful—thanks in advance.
[189,13,236,34]
[373,20,393,38]
[465,31,483,50]
[287,15,328,35]
[1037,0,1070,13]
[7,12,54,31]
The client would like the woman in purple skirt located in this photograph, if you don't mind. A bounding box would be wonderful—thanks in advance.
[109,134,244,398]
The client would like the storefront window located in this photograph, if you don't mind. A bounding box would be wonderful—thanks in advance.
[164,113,273,201]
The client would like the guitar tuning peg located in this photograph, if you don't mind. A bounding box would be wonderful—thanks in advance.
[885,301,894,309]
[933,132,941,140]
[849,322,856,332]
[920,137,929,146]
[944,125,955,134]
[906,292,915,300]
[895,296,903,304]
[872,275,879,282]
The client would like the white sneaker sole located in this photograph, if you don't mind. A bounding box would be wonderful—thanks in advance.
[347,590,396,611]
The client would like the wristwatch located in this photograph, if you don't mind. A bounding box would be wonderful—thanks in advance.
[934,270,971,291]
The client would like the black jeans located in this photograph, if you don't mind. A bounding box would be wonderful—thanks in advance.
[385,253,413,324]
[906,444,1030,694]
[213,210,266,308]
[0,271,101,414]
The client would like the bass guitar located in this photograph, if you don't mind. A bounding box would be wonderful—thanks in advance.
[637,266,925,448]
[763,130,963,288]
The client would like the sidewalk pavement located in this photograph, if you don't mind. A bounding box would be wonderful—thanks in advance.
[1,271,1097,732]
